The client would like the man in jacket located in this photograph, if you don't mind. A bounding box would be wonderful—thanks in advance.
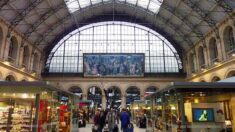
[120,108,130,132]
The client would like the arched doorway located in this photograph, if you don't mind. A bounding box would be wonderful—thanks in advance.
[87,86,102,107]
[69,86,83,100]
[5,75,16,81]
[106,86,121,109]
[145,86,158,96]
[126,86,140,106]
[211,76,221,82]
[226,71,235,78]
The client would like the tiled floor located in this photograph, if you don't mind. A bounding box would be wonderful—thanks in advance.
[72,123,147,132]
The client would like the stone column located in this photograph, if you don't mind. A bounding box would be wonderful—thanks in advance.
[102,95,106,109]
[82,94,87,100]
[18,44,24,68]
[231,97,235,132]
[216,36,224,61]
[121,95,126,109]
[140,94,145,101]
[3,36,10,61]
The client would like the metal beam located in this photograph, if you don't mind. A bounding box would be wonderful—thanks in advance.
[35,14,72,45]
[161,4,203,37]
[182,0,217,27]
[214,0,233,13]
[0,0,9,9]
[10,0,44,27]
[24,2,67,37]
[156,14,193,47]
[35,1,193,48]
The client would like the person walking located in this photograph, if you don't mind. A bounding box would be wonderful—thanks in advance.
[106,109,117,132]
[99,110,107,131]
[120,108,130,132]
[93,110,101,132]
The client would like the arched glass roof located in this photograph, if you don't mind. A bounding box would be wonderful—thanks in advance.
[46,21,182,73]
[64,0,163,13]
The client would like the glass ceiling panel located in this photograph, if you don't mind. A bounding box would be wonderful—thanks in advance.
[137,0,149,9]
[64,0,163,14]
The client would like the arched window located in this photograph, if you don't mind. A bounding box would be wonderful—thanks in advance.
[211,76,220,82]
[107,86,121,109]
[126,86,140,105]
[189,53,196,73]
[200,80,206,82]
[198,46,205,68]
[69,86,83,100]
[5,75,16,81]
[46,21,182,73]
[224,26,235,55]
[145,86,158,94]
[8,37,18,63]
[87,86,102,107]
[226,71,235,78]
[22,46,30,68]
[209,37,218,63]
[33,53,39,72]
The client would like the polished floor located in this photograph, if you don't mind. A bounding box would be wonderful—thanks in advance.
[72,123,147,132]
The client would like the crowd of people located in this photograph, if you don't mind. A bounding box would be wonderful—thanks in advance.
[93,108,133,132]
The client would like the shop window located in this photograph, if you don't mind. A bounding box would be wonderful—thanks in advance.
[224,26,235,55]
[69,86,83,100]
[32,53,39,72]
[126,86,140,105]
[5,75,16,81]
[22,46,30,68]
[211,76,221,82]
[198,46,206,69]
[87,86,102,107]
[189,53,196,73]
[8,37,18,63]
[0,27,3,54]
[209,37,218,63]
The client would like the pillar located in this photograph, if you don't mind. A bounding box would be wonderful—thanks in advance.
[161,95,166,132]
[33,94,40,132]
[216,36,224,61]
[18,44,24,68]
[179,95,186,132]
[102,95,106,109]
[231,97,235,132]
[121,95,126,109]
[3,36,10,61]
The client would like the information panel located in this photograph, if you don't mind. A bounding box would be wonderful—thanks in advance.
[83,53,144,77]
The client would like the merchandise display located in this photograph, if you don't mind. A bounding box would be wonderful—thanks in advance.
[0,82,79,132]
[0,106,9,132]
[0,101,35,132]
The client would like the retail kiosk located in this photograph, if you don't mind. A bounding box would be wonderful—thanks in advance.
[146,82,235,132]
[0,81,78,132]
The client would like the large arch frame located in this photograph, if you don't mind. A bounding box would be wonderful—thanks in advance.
[46,21,183,73]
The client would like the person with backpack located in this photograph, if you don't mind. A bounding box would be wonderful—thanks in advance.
[106,108,118,132]
[120,108,130,132]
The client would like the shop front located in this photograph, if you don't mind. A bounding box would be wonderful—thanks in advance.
[0,81,78,132]
[146,82,235,132]
[130,100,151,128]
